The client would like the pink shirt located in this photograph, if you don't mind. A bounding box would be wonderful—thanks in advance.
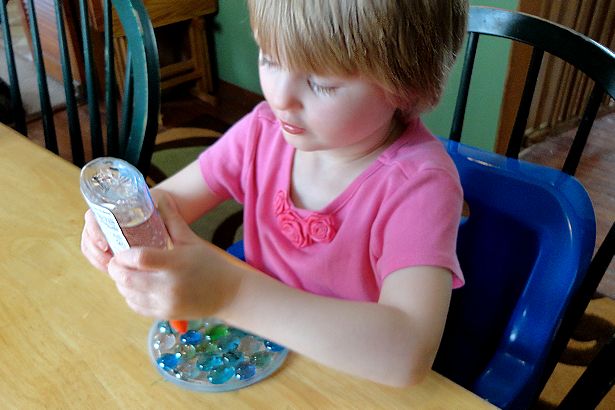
[199,102,463,302]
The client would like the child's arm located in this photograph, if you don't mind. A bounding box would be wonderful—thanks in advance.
[108,194,452,388]
[225,262,452,387]
[152,160,224,224]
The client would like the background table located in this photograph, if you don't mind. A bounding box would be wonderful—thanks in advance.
[0,125,495,408]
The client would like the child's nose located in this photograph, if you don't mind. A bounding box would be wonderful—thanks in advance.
[268,73,302,111]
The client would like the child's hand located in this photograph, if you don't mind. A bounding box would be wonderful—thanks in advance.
[81,209,113,272]
[106,193,241,320]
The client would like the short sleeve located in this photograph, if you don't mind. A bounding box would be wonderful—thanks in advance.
[198,107,261,204]
[372,168,464,288]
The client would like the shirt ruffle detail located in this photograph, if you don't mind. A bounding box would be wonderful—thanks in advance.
[274,190,337,248]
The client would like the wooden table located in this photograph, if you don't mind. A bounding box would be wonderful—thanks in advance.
[0,125,496,408]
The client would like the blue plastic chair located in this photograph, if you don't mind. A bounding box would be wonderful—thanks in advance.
[433,139,595,409]
[434,6,615,409]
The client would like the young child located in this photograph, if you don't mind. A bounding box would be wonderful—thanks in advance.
[82,0,468,387]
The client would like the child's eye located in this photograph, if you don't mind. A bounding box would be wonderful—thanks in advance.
[308,79,337,96]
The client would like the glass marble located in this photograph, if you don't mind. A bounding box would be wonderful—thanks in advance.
[223,351,244,367]
[217,335,241,353]
[264,340,285,352]
[235,363,257,381]
[176,343,197,360]
[175,360,201,380]
[250,351,273,368]
[181,330,203,346]
[208,366,236,385]
[158,321,172,334]
[157,353,180,370]
[196,353,225,372]
[206,324,229,342]
[153,333,176,353]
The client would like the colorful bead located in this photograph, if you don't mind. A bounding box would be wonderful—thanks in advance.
[176,343,197,360]
[217,335,241,353]
[157,353,180,370]
[223,351,244,367]
[250,351,273,368]
[206,324,229,341]
[264,340,285,352]
[196,353,225,371]
[235,363,256,380]
[207,366,236,384]
[153,333,177,353]
[180,330,203,345]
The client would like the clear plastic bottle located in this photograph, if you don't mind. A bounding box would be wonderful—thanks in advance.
[80,157,172,254]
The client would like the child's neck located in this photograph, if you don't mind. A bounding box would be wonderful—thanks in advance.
[290,118,404,211]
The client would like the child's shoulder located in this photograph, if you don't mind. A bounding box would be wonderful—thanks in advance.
[236,102,282,141]
[380,120,459,180]
[251,101,278,124]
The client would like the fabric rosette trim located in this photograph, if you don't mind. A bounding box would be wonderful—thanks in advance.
[274,190,337,248]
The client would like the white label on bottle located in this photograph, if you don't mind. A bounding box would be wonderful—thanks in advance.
[86,199,130,254]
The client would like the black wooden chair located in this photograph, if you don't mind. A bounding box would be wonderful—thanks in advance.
[0,0,160,174]
[433,6,615,409]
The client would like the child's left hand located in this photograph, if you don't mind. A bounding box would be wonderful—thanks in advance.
[106,193,242,320]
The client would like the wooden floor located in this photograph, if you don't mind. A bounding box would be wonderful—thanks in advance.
[24,84,615,299]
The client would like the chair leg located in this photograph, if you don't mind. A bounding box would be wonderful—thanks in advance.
[558,332,615,409]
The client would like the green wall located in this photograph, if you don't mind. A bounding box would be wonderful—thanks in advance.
[213,1,260,93]
[213,0,519,151]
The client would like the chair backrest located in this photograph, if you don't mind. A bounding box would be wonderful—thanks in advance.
[433,140,596,409]
[0,0,160,174]
[433,6,615,409]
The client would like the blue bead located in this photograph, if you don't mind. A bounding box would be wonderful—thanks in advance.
[223,351,244,367]
[264,340,285,352]
[157,353,179,370]
[207,366,236,384]
[180,330,203,345]
[158,321,172,334]
[196,353,225,371]
[235,363,256,380]
[217,335,241,353]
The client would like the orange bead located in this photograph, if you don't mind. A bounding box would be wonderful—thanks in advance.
[169,320,188,334]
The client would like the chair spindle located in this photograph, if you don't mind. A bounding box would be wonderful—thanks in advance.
[54,0,84,166]
[25,0,57,154]
[78,0,103,158]
[119,53,133,154]
[104,0,119,157]
[0,0,26,134]
[562,84,604,176]
[450,32,479,142]
[506,47,544,159]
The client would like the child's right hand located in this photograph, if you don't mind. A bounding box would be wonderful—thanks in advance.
[81,209,113,272]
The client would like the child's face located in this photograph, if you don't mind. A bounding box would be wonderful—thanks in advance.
[258,51,397,157]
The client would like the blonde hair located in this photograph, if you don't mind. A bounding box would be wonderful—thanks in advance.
[247,0,468,119]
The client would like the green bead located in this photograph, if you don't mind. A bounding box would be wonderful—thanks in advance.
[206,324,229,342]
[249,351,273,368]
[195,341,218,354]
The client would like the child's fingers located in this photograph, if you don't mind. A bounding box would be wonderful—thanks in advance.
[156,193,196,243]
[81,230,112,272]
[112,246,168,271]
[81,210,112,271]
[84,210,109,251]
